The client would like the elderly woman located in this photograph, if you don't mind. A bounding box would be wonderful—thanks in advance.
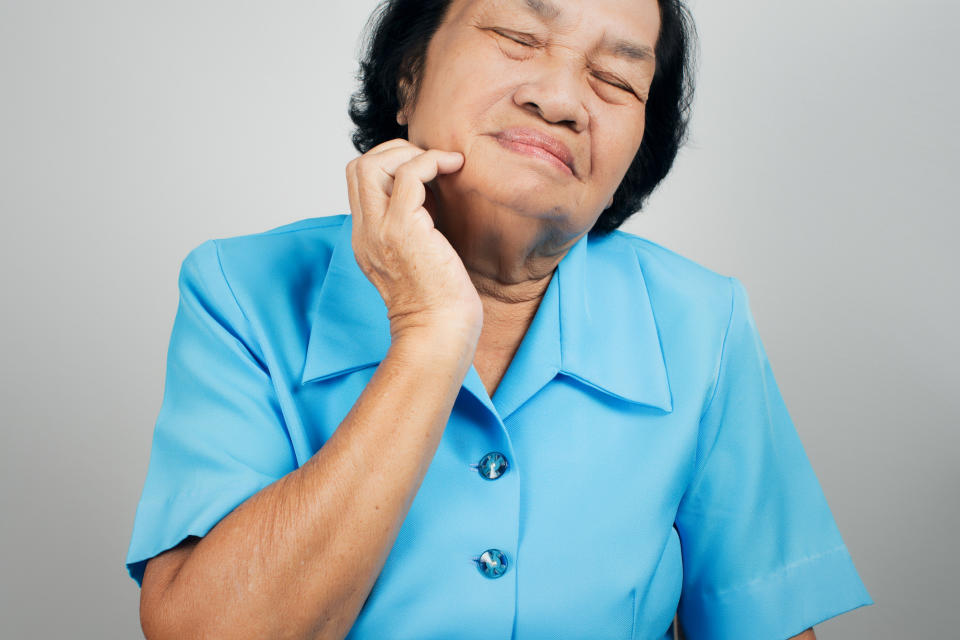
[126,0,873,638]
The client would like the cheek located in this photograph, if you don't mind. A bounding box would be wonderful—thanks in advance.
[595,125,644,178]
[415,59,509,145]
[417,54,493,112]
[423,33,505,101]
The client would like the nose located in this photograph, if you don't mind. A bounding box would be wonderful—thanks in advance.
[512,57,589,133]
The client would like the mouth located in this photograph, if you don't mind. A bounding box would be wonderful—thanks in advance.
[493,127,576,177]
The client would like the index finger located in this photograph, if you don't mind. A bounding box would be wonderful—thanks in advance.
[365,137,422,157]
[383,149,464,228]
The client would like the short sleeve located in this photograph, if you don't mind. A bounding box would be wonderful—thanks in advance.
[675,276,873,639]
[125,240,298,588]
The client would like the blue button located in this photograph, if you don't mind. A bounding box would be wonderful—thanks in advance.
[476,549,508,578]
[477,451,508,480]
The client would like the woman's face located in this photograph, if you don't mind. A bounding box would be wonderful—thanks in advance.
[403,0,661,241]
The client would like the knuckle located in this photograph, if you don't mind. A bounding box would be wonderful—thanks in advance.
[355,155,377,173]
[416,206,434,223]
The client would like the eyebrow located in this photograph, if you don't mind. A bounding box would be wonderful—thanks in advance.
[523,0,562,21]
[520,0,656,64]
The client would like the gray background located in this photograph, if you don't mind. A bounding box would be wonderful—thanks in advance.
[1,0,957,637]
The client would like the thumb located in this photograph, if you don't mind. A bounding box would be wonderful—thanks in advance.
[423,182,441,228]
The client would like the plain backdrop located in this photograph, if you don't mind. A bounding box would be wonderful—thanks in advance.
[1,0,957,638]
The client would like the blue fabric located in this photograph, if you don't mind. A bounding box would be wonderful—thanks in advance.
[126,214,873,639]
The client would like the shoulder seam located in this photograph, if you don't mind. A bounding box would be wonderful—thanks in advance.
[210,239,249,325]
[209,238,269,372]
[698,275,738,425]
[678,275,738,506]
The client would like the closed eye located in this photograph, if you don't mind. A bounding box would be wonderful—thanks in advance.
[492,29,539,47]
[593,74,633,93]
[491,28,640,100]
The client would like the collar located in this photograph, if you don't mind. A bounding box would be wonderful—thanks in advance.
[300,216,672,418]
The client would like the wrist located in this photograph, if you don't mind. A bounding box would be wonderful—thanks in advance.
[388,325,478,369]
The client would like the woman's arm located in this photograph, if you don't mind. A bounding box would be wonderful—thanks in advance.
[139,141,478,639]
[140,328,477,640]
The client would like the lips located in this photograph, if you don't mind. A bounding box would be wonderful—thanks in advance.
[494,127,576,176]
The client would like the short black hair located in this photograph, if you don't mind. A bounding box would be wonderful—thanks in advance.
[347,0,699,235]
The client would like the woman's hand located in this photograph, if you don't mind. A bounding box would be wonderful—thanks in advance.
[346,138,483,344]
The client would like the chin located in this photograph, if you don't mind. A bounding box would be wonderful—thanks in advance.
[461,163,572,214]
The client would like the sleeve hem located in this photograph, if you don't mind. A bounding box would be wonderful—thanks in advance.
[125,473,282,589]
[678,545,874,640]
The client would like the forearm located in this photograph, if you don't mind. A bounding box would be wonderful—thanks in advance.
[151,330,475,640]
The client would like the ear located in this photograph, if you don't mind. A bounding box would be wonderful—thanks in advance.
[396,75,413,126]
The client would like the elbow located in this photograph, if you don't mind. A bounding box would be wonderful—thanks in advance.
[140,597,211,640]
[139,585,182,640]
[139,584,330,640]
[139,594,168,640]
[139,576,201,640]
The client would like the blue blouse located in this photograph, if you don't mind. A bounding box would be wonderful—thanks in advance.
[126,213,873,639]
